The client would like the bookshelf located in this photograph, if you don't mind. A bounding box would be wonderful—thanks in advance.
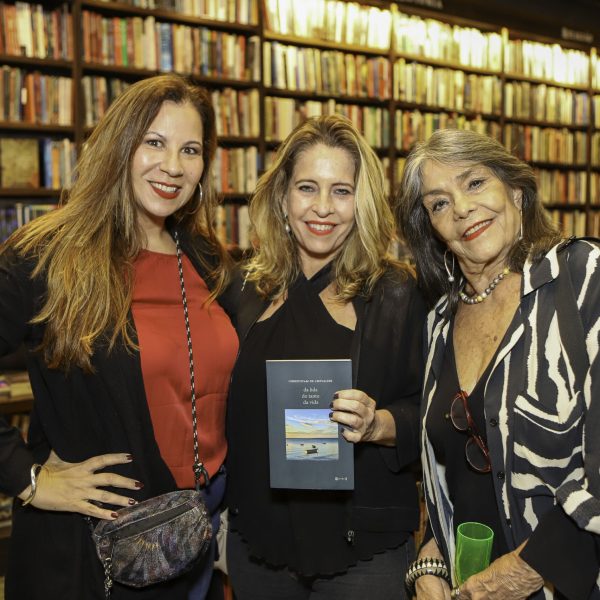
[1,0,600,244]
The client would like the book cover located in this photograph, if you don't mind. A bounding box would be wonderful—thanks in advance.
[0,138,39,188]
[266,359,354,490]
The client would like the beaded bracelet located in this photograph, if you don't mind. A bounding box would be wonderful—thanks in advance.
[405,556,451,597]
[21,463,43,507]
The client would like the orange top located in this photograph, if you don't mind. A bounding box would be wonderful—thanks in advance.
[131,250,238,488]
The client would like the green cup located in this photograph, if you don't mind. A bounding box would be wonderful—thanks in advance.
[455,521,494,585]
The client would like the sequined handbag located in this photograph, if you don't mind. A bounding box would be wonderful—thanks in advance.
[92,489,211,592]
[90,232,213,597]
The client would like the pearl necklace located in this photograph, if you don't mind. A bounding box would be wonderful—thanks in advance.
[459,267,510,305]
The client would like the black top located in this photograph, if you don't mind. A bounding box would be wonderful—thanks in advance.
[426,322,509,561]
[226,264,415,576]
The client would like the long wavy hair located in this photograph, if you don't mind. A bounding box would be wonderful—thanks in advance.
[246,114,405,300]
[3,74,230,371]
[396,128,561,309]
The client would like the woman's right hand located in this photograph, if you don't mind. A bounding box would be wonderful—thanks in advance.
[18,450,141,520]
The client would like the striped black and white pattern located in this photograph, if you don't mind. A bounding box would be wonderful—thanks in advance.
[421,240,600,598]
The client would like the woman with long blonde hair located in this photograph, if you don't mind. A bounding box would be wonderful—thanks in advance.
[225,115,427,600]
[0,74,237,599]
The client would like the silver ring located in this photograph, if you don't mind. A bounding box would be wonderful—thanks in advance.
[451,587,461,599]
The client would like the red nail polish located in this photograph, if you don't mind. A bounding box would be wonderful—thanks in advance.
[128,498,137,505]
[126,454,133,461]
[111,512,118,519]
[135,481,144,488]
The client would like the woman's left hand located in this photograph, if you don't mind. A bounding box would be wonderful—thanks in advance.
[456,543,544,600]
[330,389,395,446]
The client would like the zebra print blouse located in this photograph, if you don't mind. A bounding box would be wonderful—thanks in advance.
[421,239,600,599]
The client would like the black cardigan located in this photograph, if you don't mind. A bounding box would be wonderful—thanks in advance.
[0,230,233,600]
[226,266,428,547]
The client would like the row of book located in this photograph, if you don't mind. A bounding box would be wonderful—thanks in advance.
[263,42,390,99]
[81,76,130,128]
[263,0,392,50]
[0,202,55,241]
[595,97,600,128]
[264,97,390,147]
[394,61,502,115]
[95,0,259,24]
[0,2,72,60]
[395,111,502,152]
[211,146,258,194]
[394,12,502,71]
[214,202,250,249]
[81,76,261,137]
[504,40,589,87]
[1,67,72,126]
[82,12,260,80]
[535,169,588,206]
[504,83,590,126]
[212,87,260,138]
[549,209,588,237]
[262,0,593,89]
[0,137,74,189]
[504,126,588,165]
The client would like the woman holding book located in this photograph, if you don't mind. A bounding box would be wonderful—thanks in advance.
[225,114,427,599]
[397,128,600,599]
[0,75,238,599]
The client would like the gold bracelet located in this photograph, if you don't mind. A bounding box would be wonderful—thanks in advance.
[21,463,43,507]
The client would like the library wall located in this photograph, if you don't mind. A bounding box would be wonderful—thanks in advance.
[1,0,599,245]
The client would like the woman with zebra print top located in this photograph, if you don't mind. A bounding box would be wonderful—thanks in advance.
[397,129,600,600]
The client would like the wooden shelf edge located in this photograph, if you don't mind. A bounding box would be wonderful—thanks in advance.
[0,396,33,415]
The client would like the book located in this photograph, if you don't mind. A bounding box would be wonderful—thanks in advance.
[0,138,39,188]
[266,358,354,490]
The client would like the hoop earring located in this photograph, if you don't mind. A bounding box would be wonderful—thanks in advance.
[444,250,455,283]
[198,182,203,204]
[519,209,523,241]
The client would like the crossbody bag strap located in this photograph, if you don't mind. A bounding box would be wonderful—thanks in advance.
[174,231,209,490]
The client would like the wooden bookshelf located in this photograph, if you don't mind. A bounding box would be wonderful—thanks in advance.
[1,0,600,242]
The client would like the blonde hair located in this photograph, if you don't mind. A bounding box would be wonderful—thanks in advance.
[246,114,403,300]
[3,74,230,371]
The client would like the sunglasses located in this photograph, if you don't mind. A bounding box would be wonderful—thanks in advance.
[450,390,491,473]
